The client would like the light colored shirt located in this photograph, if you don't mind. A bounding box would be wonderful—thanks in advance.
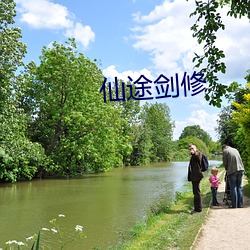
[223,146,244,176]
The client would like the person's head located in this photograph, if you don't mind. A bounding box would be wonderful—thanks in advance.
[188,143,197,155]
[211,167,218,176]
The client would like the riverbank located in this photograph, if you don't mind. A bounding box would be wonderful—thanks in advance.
[112,170,220,249]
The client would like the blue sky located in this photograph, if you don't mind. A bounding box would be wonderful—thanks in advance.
[14,0,250,141]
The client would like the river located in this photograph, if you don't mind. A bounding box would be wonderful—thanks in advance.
[0,159,222,249]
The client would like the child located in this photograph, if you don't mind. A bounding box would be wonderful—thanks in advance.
[209,168,220,206]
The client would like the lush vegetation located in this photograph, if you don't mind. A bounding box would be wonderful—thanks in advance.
[0,0,249,183]
[189,0,249,107]
[0,0,176,182]
[111,168,225,249]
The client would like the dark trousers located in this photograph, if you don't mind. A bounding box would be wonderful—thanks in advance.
[192,181,202,212]
[211,187,218,205]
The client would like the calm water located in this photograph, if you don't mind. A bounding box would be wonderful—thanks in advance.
[0,160,221,249]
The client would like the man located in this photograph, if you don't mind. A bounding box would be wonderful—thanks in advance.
[188,143,204,214]
[222,144,244,208]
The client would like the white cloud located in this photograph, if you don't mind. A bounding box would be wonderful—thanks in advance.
[16,0,73,29]
[131,0,250,82]
[65,22,95,48]
[103,65,153,82]
[16,0,95,48]
[214,8,250,81]
[131,0,197,75]
[173,110,219,141]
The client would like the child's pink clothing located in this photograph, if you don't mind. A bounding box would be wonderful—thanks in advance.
[209,175,219,188]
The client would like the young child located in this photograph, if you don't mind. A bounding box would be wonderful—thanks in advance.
[209,168,220,206]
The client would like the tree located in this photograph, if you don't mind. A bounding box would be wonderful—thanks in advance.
[24,39,127,175]
[0,0,27,109]
[111,79,140,166]
[216,72,250,150]
[216,106,240,147]
[138,102,174,163]
[231,81,250,176]
[0,0,47,182]
[190,0,250,107]
[179,125,212,146]
[178,136,209,156]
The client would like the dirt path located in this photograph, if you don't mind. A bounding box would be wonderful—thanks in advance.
[192,174,250,250]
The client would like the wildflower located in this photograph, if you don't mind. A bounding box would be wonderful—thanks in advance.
[58,214,65,217]
[6,240,17,245]
[51,228,58,233]
[17,242,25,246]
[42,228,50,231]
[75,225,83,232]
[5,240,25,246]
[26,236,34,241]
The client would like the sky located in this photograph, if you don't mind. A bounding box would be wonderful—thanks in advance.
[14,0,250,141]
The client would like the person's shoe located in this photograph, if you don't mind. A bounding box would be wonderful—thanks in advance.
[238,205,243,208]
[212,203,220,206]
[190,209,201,214]
[228,205,236,208]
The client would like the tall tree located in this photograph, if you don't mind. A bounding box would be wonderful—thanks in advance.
[0,0,26,109]
[231,76,250,176]
[110,79,140,166]
[0,0,46,182]
[25,39,126,175]
[216,106,240,147]
[139,102,174,162]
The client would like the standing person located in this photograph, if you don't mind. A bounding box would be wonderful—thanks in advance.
[222,144,244,208]
[188,143,204,214]
[209,168,220,206]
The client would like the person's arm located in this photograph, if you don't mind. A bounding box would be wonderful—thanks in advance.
[223,152,228,171]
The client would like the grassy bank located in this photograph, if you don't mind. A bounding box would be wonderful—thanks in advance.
[111,169,225,250]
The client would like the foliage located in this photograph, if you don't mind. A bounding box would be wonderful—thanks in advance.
[215,72,250,176]
[137,102,174,163]
[113,174,214,250]
[209,141,222,154]
[179,125,212,146]
[216,106,240,147]
[170,141,190,161]
[0,0,27,109]
[189,0,250,107]
[129,122,153,165]
[110,79,140,166]
[231,82,250,176]
[0,0,222,181]
[0,0,48,182]
[178,136,209,156]
[24,39,127,175]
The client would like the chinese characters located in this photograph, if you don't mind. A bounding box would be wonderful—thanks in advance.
[100,71,206,103]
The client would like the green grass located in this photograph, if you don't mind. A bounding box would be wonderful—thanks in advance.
[243,177,250,197]
[111,170,225,250]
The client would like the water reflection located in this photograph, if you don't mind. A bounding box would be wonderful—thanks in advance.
[0,160,221,249]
